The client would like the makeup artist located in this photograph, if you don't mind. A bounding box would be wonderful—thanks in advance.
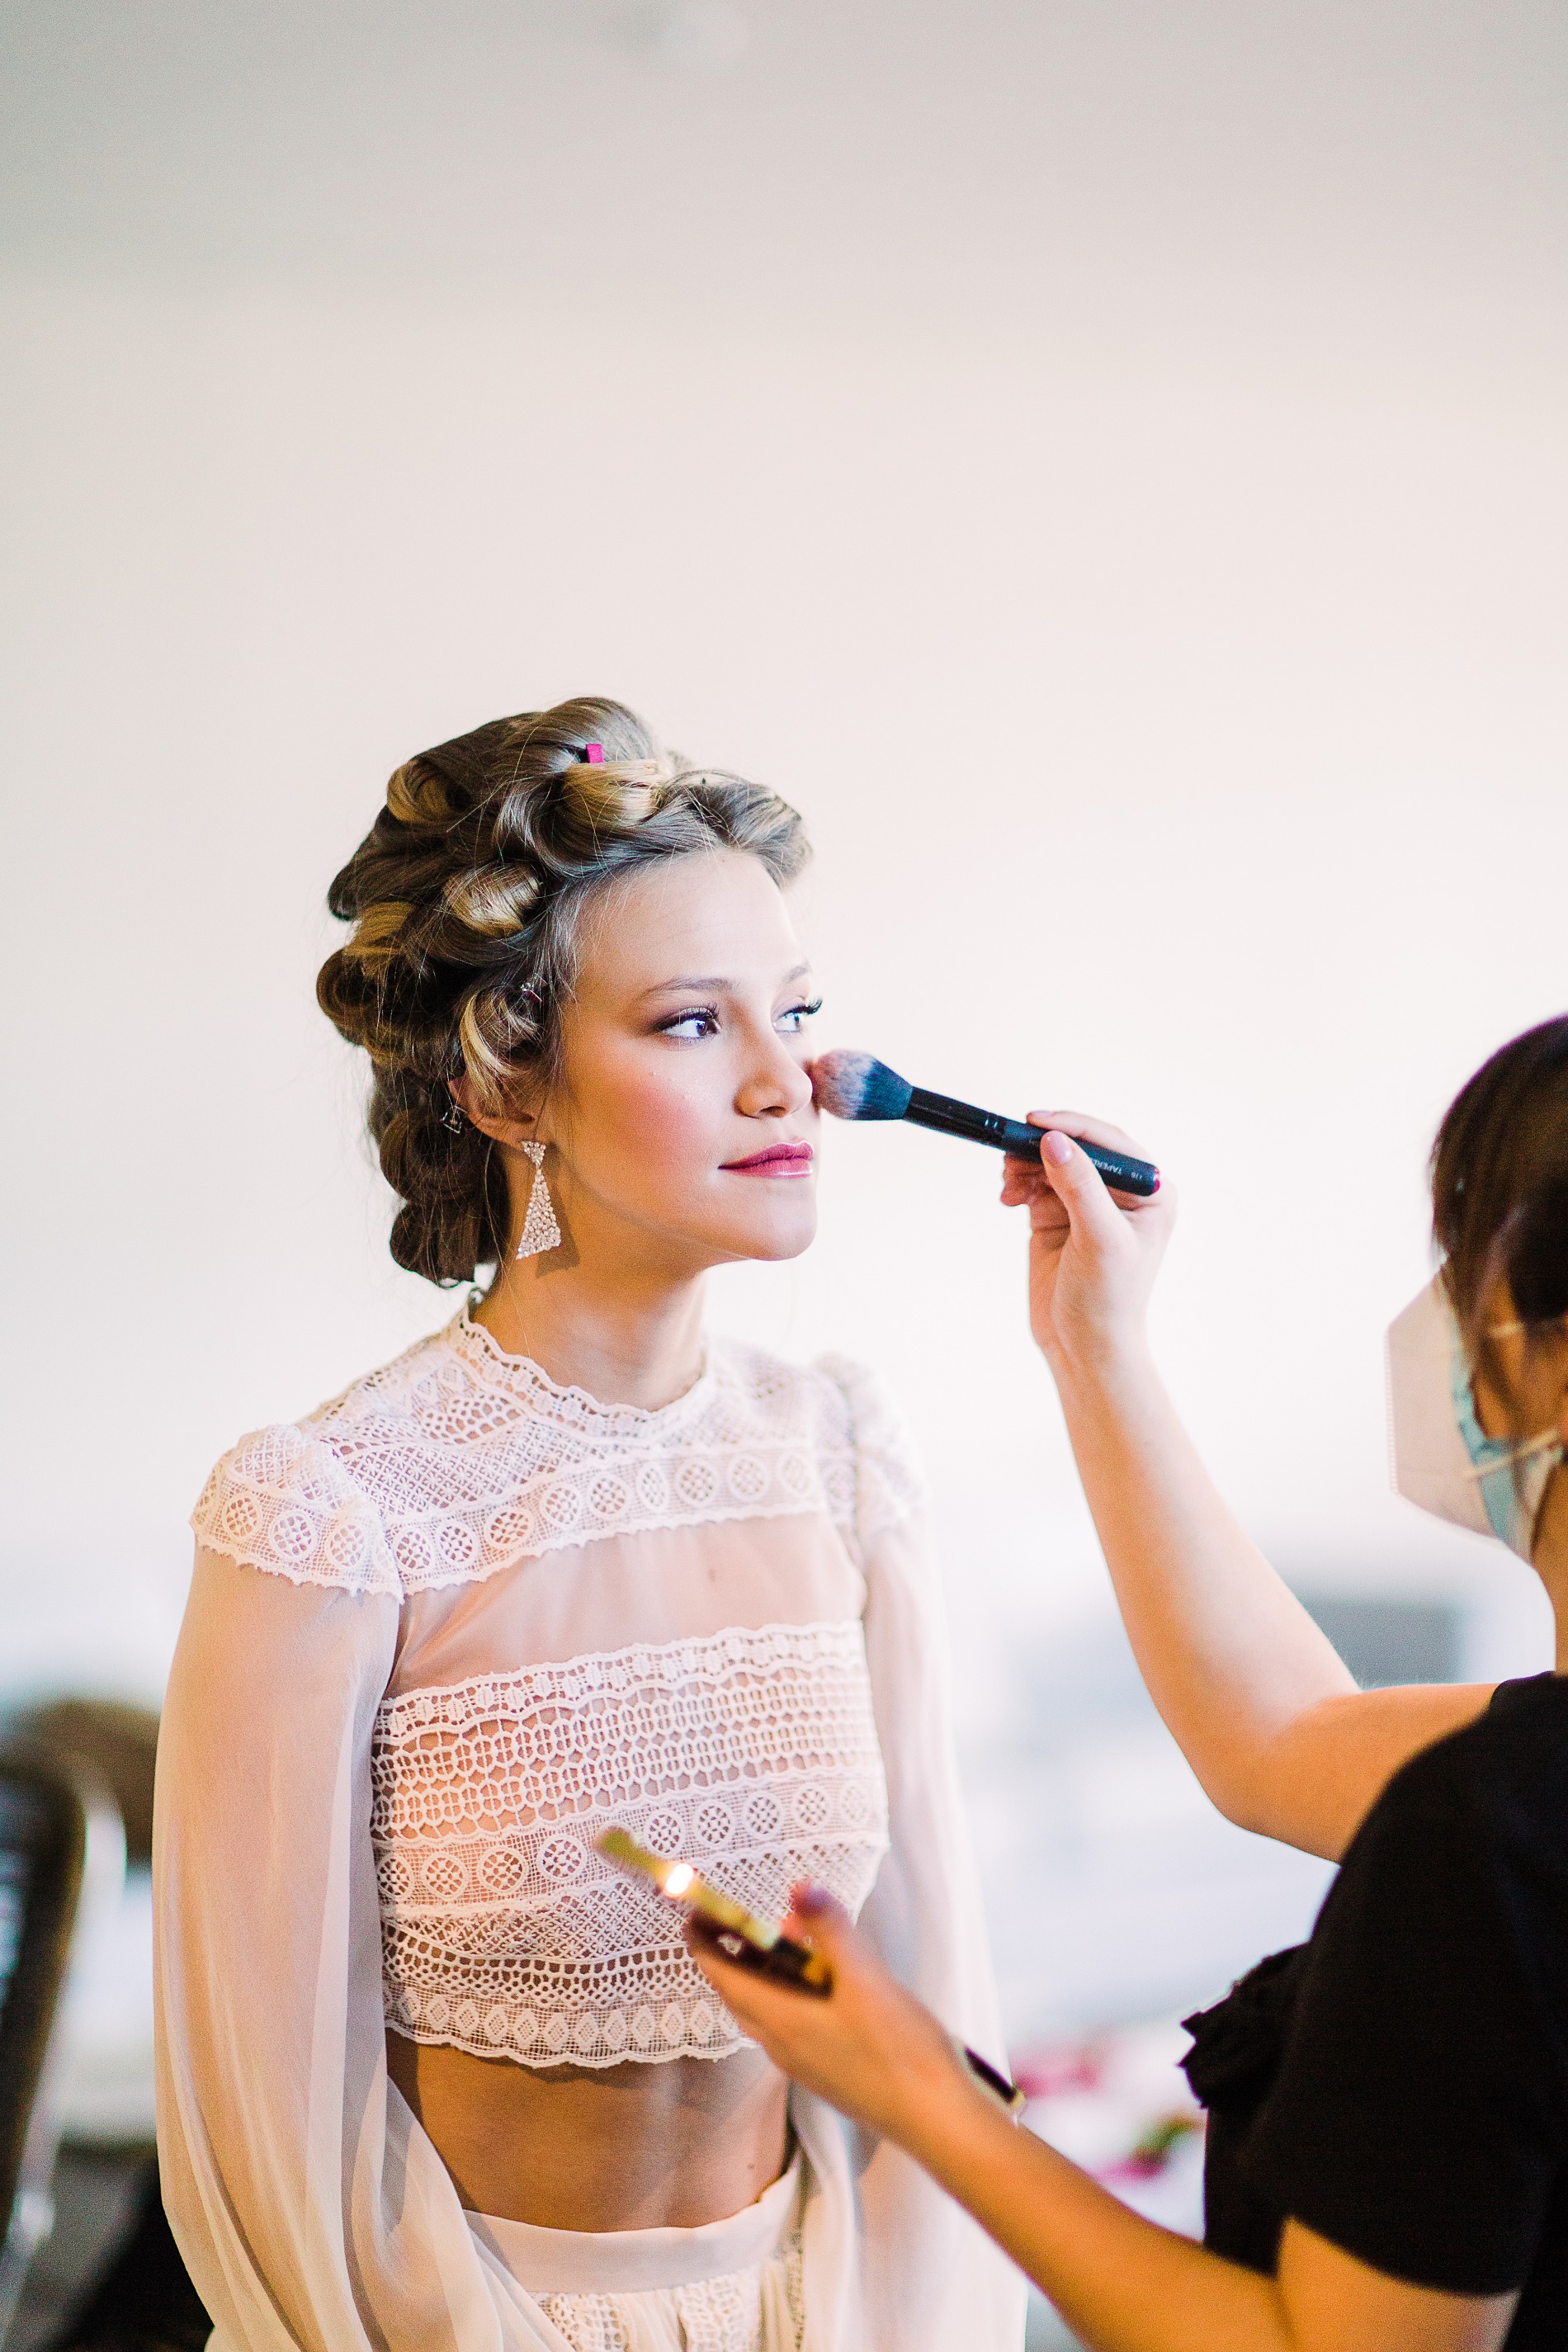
[693,1017,1568,2352]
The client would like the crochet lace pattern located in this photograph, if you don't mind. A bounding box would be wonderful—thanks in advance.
[191,1309,922,1596]
[191,1313,921,2068]
[537,2228,805,2351]
[375,1620,890,2067]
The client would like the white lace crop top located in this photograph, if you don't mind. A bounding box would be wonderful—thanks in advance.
[161,1307,1023,2349]
[189,1306,918,2071]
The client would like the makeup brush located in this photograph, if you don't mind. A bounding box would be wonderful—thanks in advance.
[811,1051,1160,1198]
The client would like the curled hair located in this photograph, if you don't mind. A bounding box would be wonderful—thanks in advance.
[1431,1015,1568,1425]
[318,696,810,1284]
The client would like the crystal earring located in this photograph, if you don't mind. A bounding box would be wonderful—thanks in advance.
[515,1140,562,1259]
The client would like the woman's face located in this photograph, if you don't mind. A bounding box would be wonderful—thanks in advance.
[540,848,821,1276]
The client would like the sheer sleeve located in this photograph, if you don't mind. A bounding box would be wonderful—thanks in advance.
[153,1546,570,2351]
[804,1359,1027,2351]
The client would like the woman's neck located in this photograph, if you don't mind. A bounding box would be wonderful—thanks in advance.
[470,1254,709,1412]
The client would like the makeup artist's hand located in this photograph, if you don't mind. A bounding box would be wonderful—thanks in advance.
[1000,1112,1174,1376]
[685,1887,974,2151]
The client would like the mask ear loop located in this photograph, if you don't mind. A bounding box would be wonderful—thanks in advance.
[1476,1318,1568,1453]
[1462,1317,1567,1564]
[1462,1319,1558,1474]
[1460,1429,1563,1481]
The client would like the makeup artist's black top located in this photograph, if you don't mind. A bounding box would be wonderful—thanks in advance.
[1181,1674,1568,2347]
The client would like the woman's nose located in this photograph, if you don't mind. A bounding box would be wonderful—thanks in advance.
[737,1031,815,1118]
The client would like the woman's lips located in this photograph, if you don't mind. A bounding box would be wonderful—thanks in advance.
[722,1142,816,1177]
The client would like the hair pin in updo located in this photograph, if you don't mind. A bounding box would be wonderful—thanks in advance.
[564,745,678,790]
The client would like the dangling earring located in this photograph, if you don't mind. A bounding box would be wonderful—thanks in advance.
[515,1140,562,1259]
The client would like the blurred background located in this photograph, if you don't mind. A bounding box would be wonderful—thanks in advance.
[2,1,1565,2340]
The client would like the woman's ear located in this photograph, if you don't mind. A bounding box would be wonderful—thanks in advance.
[450,1071,541,1152]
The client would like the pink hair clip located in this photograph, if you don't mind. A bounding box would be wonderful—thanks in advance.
[583,743,605,764]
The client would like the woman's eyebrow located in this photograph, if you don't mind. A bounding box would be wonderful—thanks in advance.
[639,964,812,999]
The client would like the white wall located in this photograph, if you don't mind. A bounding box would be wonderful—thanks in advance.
[2,0,1566,1712]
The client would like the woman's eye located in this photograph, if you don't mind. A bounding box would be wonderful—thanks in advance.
[659,1008,720,1041]
[776,997,823,1034]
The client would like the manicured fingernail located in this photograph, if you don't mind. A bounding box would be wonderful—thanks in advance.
[1042,1131,1073,1165]
[793,1882,832,1914]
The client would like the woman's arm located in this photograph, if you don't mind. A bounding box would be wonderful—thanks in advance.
[818,1356,1029,2347]
[690,1895,1517,2352]
[155,1546,560,2350]
[1003,1120,1491,1860]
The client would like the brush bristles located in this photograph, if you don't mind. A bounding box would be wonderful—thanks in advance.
[810,1051,914,1122]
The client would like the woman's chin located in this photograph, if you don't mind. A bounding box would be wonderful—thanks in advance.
[757,1223,818,1264]
[706,1199,819,1266]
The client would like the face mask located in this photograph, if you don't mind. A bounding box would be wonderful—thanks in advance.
[1386,1274,1562,1561]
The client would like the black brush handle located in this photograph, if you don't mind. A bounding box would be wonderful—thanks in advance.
[905,1088,1159,1197]
[961,2043,1029,2119]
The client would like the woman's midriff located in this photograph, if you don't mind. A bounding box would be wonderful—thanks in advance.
[385,2029,792,2231]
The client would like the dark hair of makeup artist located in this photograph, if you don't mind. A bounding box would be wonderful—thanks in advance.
[1432,1013,1568,1421]
[317,695,810,1287]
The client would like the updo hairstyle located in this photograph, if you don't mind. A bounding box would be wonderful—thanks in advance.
[1432,1014,1568,1424]
[318,696,810,1286]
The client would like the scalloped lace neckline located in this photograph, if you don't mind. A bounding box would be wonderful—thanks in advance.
[449,1301,714,1430]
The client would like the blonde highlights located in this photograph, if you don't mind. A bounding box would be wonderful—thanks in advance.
[317,696,810,1285]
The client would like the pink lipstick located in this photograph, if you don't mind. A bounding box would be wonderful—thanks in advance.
[722,1142,815,1178]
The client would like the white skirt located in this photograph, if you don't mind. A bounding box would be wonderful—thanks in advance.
[466,2154,806,2352]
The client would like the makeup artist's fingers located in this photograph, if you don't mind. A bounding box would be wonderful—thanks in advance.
[996,1101,1176,1370]
[999,1156,1054,1208]
[1023,1108,1149,1162]
[1012,1123,1176,1368]
[1002,1112,1159,1221]
[1018,1111,1175,1228]
[685,1894,965,2146]
[1023,1109,1162,1207]
[1035,1131,1131,1242]
[999,1159,1069,1230]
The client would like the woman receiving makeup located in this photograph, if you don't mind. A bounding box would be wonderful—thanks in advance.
[695,1021,1568,2352]
[153,701,1023,2351]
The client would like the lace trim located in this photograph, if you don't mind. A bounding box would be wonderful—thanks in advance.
[191,1318,923,1597]
[537,2227,805,2351]
[373,1621,889,2067]
[442,1306,715,1433]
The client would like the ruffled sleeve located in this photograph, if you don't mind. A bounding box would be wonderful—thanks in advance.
[154,1537,574,2349]
[805,1358,1027,2351]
